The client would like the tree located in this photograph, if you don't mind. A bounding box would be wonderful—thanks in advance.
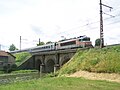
[37,42,45,46]
[11,64,17,71]
[46,41,53,44]
[9,44,17,51]
[95,38,100,46]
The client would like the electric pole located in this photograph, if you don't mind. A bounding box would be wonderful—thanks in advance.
[100,0,104,48]
[39,38,40,45]
[0,44,1,50]
[20,36,21,50]
[99,0,113,48]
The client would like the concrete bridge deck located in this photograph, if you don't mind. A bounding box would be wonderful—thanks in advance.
[31,48,78,55]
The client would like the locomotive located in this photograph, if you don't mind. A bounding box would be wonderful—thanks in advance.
[10,35,92,53]
[56,35,92,50]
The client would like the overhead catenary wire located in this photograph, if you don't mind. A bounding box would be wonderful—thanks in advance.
[31,4,120,40]
[53,14,119,37]
[32,11,120,42]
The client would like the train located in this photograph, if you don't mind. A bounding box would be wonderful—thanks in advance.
[10,35,92,54]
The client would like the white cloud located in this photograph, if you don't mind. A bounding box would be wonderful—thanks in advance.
[0,0,120,50]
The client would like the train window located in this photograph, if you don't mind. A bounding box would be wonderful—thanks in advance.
[51,45,53,48]
[80,38,90,41]
[40,47,42,49]
[47,46,50,48]
[79,39,82,41]
[60,41,76,46]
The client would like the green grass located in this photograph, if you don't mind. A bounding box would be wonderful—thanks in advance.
[14,52,32,66]
[58,45,120,75]
[0,77,120,90]
[0,71,4,74]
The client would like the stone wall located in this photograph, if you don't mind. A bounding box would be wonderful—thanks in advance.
[17,56,35,70]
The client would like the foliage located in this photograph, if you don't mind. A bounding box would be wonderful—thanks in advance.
[58,45,120,75]
[3,64,17,73]
[14,52,32,65]
[3,64,11,73]
[11,64,17,71]
[46,41,53,44]
[0,71,4,74]
[37,41,45,46]
[95,38,100,46]
[9,44,18,51]
[0,77,120,90]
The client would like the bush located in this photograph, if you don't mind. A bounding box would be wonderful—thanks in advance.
[11,64,17,71]
[3,64,11,73]
[3,64,17,73]
[0,71,4,74]
[95,38,100,46]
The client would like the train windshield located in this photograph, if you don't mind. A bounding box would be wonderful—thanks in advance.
[79,37,90,41]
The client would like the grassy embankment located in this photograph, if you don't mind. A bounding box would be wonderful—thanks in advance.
[14,52,32,66]
[58,45,120,75]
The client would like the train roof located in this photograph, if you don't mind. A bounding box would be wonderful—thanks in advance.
[10,43,55,53]
[58,35,90,43]
[30,43,55,49]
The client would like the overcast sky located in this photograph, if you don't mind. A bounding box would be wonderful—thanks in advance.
[0,0,120,50]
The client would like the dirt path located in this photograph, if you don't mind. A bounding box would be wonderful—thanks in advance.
[68,71,120,83]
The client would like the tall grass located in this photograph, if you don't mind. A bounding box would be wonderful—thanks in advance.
[58,45,120,75]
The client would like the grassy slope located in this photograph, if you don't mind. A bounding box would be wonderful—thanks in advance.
[58,45,120,75]
[0,77,120,90]
[14,52,32,66]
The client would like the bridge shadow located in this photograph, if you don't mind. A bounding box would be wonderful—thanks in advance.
[45,59,55,73]
[36,59,42,71]
[61,58,70,66]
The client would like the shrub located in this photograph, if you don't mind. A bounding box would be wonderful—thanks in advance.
[11,64,17,71]
[0,71,4,74]
[3,64,11,73]
[3,64,17,73]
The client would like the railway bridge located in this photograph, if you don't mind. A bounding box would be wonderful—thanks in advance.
[18,49,79,73]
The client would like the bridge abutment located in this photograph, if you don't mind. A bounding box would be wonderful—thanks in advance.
[54,64,60,73]
[40,64,45,73]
